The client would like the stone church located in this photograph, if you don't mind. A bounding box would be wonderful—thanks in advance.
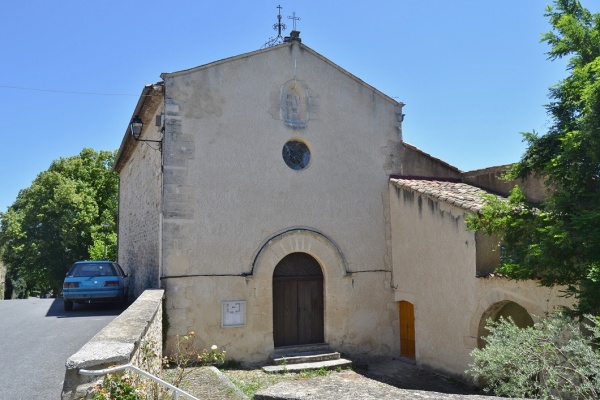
[113,34,570,380]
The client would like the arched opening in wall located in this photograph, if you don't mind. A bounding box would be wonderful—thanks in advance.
[398,301,415,360]
[477,301,534,348]
[273,252,324,347]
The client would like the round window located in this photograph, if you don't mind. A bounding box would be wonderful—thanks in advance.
[282,140,310,170]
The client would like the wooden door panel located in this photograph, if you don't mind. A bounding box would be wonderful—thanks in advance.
[273,253,324,347]
[273,280,298,347]
[399,301,415,359]
[297,279,324,344]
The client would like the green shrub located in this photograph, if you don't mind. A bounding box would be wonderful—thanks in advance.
[93,332,226,399]
[93,372,138,400]
[468,312,600,399]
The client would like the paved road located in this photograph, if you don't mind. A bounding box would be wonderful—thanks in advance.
[0,297,121,400]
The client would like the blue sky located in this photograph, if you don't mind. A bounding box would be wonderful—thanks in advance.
[1,1,598,213]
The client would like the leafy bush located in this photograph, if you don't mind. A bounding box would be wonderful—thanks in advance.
[468,313,600,399]
[164,331,226,388]
[92,372,138,400]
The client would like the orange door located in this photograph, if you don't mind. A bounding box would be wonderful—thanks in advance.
[399,301,415,359]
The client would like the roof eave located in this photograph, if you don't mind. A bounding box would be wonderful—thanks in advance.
[113,83,163,173]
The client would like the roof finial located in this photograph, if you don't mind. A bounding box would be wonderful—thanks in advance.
[275,5,285,36]
[288,11,301,31]
[262,5,287,48]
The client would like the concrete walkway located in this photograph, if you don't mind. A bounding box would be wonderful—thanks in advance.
[166,357,509,400]
[358,358,482,394]
[255,358,511,400]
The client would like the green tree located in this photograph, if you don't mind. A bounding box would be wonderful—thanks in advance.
[468,0,600,314]
[0,148,118,296]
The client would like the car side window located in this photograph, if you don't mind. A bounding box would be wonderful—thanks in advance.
[114,263,127,277]
[68,264,81,277]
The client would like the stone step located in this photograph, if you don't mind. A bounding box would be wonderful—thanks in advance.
[268,343,334,365]
[272,351,341,365]
[271,343,332,355]
[262,358,353,374]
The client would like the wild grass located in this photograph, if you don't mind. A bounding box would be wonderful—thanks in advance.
[223,367,337,399]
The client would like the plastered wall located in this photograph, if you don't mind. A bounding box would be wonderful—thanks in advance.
[162,229,399,364]
[153,42,404,362]
[389,182,571,378]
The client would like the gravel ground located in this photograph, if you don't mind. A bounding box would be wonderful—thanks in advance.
[163,366,248,399]
[152,360,489,400]
[172,366,335,399]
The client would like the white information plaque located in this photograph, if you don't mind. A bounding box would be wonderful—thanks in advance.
[221,300,246,327]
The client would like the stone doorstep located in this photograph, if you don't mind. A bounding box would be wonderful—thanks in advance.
[272,352,341,365]
[268,343,334,363]
[271,343,332,354]
[262,358,353,374]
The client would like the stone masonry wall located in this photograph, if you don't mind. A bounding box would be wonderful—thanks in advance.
[463,165,548,203]
[117,137,163,299]
[61,289,164,400]
[0,261,5,299]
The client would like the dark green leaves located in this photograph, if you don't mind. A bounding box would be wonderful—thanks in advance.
[473,0,600,314]
[0,148,118,296]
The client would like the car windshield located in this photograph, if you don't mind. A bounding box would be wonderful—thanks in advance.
[68,263,117,277]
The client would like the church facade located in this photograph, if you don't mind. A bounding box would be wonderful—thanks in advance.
[114,37,570,380]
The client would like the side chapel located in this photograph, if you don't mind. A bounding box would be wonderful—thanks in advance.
[113,34,570,380]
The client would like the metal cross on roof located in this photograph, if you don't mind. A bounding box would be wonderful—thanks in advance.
[274,5,286,36]
[262,4,287,48]
[288,11,301,31]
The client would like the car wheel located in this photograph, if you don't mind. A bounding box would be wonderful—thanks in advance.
[64,300,73,311]
[116,294,126,309]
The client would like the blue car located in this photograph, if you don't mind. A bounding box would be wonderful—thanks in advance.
[62,261,130,311]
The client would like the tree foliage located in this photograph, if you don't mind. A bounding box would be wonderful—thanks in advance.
[0,148,118,297]
[468,313,600,399]
[468,0,600,314]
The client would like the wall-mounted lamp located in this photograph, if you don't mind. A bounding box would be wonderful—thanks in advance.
[130,116,143,139]
[130,116,162,149]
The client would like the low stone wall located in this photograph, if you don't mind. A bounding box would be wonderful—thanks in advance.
[61,289,164,400]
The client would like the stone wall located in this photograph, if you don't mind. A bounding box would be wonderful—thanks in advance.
[111,40,409,366]
[61,289,164,400]
[0,261,5,299]
[116,137,163,299]
[388,181,571,379]
[155,41,404,362]
[114,84,164,300]
[163,229,399,365]
[399,142,462,179]
[463,165,548,203]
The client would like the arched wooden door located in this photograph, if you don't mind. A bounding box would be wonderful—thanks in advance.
[399,301,415,359]
[273,253,324,347]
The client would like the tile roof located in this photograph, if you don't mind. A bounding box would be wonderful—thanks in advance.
[390,178,504,212]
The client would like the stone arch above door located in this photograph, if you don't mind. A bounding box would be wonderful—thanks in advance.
[251,228,350,349]
[251,228,349,281]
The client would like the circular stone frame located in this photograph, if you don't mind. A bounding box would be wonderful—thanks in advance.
[282,140,311,170]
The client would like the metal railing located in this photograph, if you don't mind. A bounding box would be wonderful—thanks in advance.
[80,364,200,400]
